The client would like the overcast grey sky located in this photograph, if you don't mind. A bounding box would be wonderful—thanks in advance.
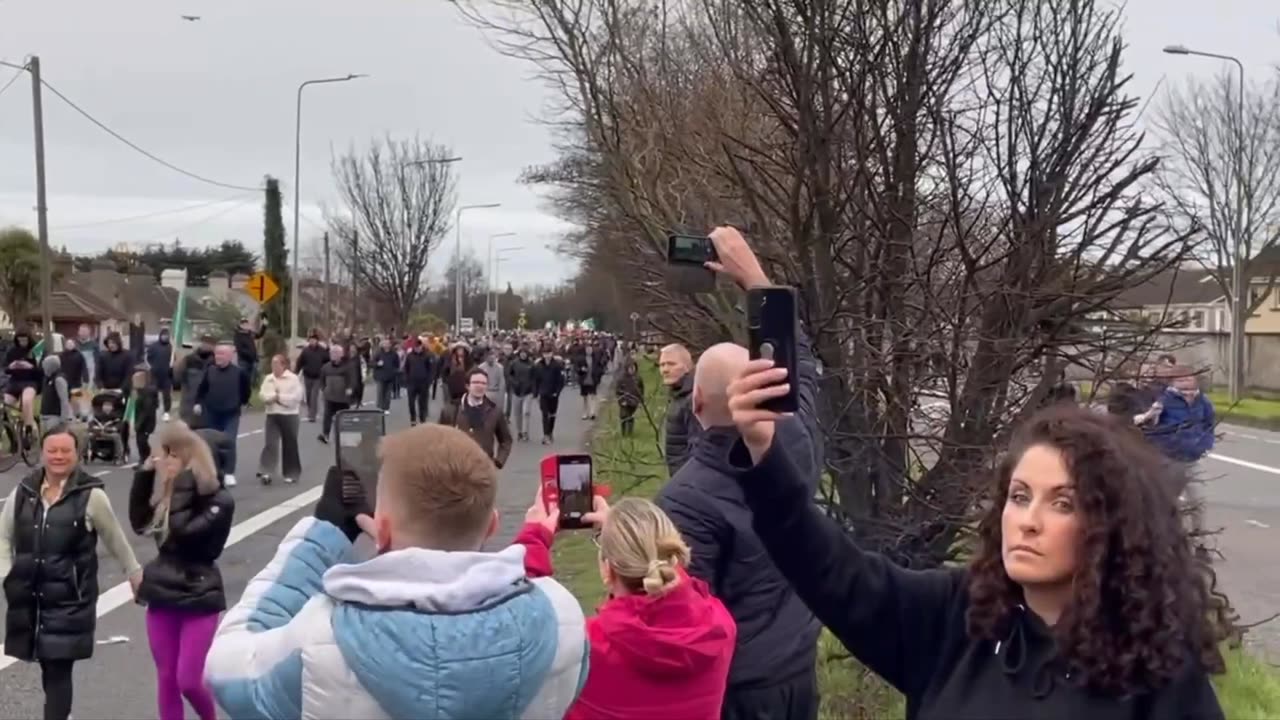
[0,0,574,288]
[0,0,1275,289]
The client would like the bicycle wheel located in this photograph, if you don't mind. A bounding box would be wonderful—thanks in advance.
[20,423,39,467]
[0,419,19,472]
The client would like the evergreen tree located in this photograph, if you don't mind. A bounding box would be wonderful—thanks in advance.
[262,176,290,334]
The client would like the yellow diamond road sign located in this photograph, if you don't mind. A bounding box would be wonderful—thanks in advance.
[246,272,280,305]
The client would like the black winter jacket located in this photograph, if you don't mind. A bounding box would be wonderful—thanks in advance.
[59,348,89,390]
[129,467,234,613]
[233,327,262,365]
[372,349,400,383]
[403,349,435,387]
[145,340,173,385]
[728,437,1223,720]
[195,362,251,414]
[294,344,328,379]
[663,373,698,476]
[507,355,536,396]
[532,357,565,398]
[654,328,825,690]
[3,469,104,661]
[96,341,133,392]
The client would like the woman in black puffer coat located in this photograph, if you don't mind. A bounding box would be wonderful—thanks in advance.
[128,422,234,720]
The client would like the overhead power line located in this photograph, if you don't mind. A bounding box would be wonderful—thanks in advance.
[51,192,257,231]
[38,76,262,192]
[0,66,23,100]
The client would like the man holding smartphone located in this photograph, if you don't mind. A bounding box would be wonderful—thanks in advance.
[655,225,825,720]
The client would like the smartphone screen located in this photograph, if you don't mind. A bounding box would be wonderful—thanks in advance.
[747,286,799,413]
[556,455,593,529]
[335,410,386,506]
[667,234,718,265]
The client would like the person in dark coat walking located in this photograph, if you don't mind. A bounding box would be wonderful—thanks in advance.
[439,369,514,467]
[318,344,360,443]
[145,327,176,418]
[614,359,644,437]
[654,227,825,720]
[173,336,215,428]
[402,339,435,425]
[232,317,265,383]
[372,337,400,413]
[1,424,142,720]
[532,345,566,445]
[97,332,135,456]
[294,333,328,423]
[58,338,89,417]
[506,347,537,441]
[192,343,251,487]
[441,345,471,405]
[130,422,234,720]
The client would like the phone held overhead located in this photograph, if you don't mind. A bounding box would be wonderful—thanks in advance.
[747,285,800,414]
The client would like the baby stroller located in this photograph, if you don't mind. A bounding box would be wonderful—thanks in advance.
[85,390,126,464]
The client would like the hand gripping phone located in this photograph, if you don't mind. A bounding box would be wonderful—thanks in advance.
[540,453,594,530]
[334,409,387,508]
[666,234,719,295]
[747,285,800,414]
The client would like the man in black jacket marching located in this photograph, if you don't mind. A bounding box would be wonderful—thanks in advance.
[294,333,328,423]
[655,225,825,720]
[402,339,435,426]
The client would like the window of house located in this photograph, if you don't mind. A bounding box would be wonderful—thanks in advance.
[1190,310,1205,329]
[1249,285,1267,309]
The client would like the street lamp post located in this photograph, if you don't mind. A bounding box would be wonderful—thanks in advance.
[454,203,501,331]
[493,247,522,330]
[487,232,517,330]
[290,73,366,346]
[1163,44,1247,399]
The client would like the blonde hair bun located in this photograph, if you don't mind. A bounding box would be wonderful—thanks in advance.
[599,498,692,597]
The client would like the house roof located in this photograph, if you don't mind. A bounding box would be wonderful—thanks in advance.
[56,278,125,320]
[1112,267,1225,308]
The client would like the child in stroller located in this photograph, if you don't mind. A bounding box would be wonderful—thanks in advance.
[85,389,126,464]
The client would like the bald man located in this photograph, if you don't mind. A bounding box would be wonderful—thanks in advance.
[654,225,824,720]
[659,343,698,475]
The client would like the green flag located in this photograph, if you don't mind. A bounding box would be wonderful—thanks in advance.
[123,393,137,427]
[171,287,189,349]
[32,338,44,361]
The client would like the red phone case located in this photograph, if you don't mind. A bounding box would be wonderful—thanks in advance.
[540,454,611,509]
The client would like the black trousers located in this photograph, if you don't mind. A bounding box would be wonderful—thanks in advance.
[376,380,393,411]
[407,384,430,423]
[619,402,637,435]
[322,400,350,438]
[539,395,558,437]
[40,658,75,720]
[303,376,321,421]
[721,670,819,720]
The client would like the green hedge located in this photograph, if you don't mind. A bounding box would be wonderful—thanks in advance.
[555,360,1280,718]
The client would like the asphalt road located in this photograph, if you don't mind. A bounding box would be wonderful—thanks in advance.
[0,390,598,720]
[1199,424,1280,660]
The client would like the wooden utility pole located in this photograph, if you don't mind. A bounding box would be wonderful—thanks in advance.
[30,56,51,340]
[322,231,331,335]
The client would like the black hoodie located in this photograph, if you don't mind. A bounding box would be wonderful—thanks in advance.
[96,333,133,392]
[3,333,40,386]
[727,439,1224,720]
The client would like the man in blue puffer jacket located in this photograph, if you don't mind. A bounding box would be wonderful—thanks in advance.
[203,423,588,719]
[1148,368,1216,464]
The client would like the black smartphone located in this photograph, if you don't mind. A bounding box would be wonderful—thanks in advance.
[747,286,799,413]
[666,233,719,266]
[556,454,594,530]
[334,409,387,507]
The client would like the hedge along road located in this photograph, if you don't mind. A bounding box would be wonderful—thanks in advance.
[0,393,596,719]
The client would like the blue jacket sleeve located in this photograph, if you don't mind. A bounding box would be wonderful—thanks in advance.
[728,437,963,700]
[204,517,353,720]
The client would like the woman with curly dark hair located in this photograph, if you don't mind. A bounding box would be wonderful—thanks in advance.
[722,358,1229,719]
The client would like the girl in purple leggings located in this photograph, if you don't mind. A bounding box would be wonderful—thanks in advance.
[128,422,235,720]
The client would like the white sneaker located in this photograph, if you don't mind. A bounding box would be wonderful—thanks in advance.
[225,474,238,488]
[161,412,171,422]
[284,477,296,484]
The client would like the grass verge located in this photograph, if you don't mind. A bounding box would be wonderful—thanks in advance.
[558,361,1280,718]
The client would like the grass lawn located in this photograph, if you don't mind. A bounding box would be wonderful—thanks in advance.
[1205,390,1280,427]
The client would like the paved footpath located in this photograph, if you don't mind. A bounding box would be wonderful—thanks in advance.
[0,391,596,719]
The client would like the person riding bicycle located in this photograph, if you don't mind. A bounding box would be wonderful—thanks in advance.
[3,330,42,435]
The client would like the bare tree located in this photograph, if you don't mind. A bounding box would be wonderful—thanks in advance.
[1152,71,1280,400]
[459,0,1197,565]
[327,135,458,328]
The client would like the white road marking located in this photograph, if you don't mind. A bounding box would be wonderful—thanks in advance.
[1246,519,1272,529]
[0,483,323,672]
[1223,429,1280,446]
[1207,453,1280,477]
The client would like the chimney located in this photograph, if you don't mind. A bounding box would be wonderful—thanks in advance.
[231,273,250,292]
[128,263,155,288]
[208,270,229,301]
[160,267,187,292]
[53,253,74,281]
[88,257,120,306]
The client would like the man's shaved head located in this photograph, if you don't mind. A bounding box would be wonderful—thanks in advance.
[692,343,750,428]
